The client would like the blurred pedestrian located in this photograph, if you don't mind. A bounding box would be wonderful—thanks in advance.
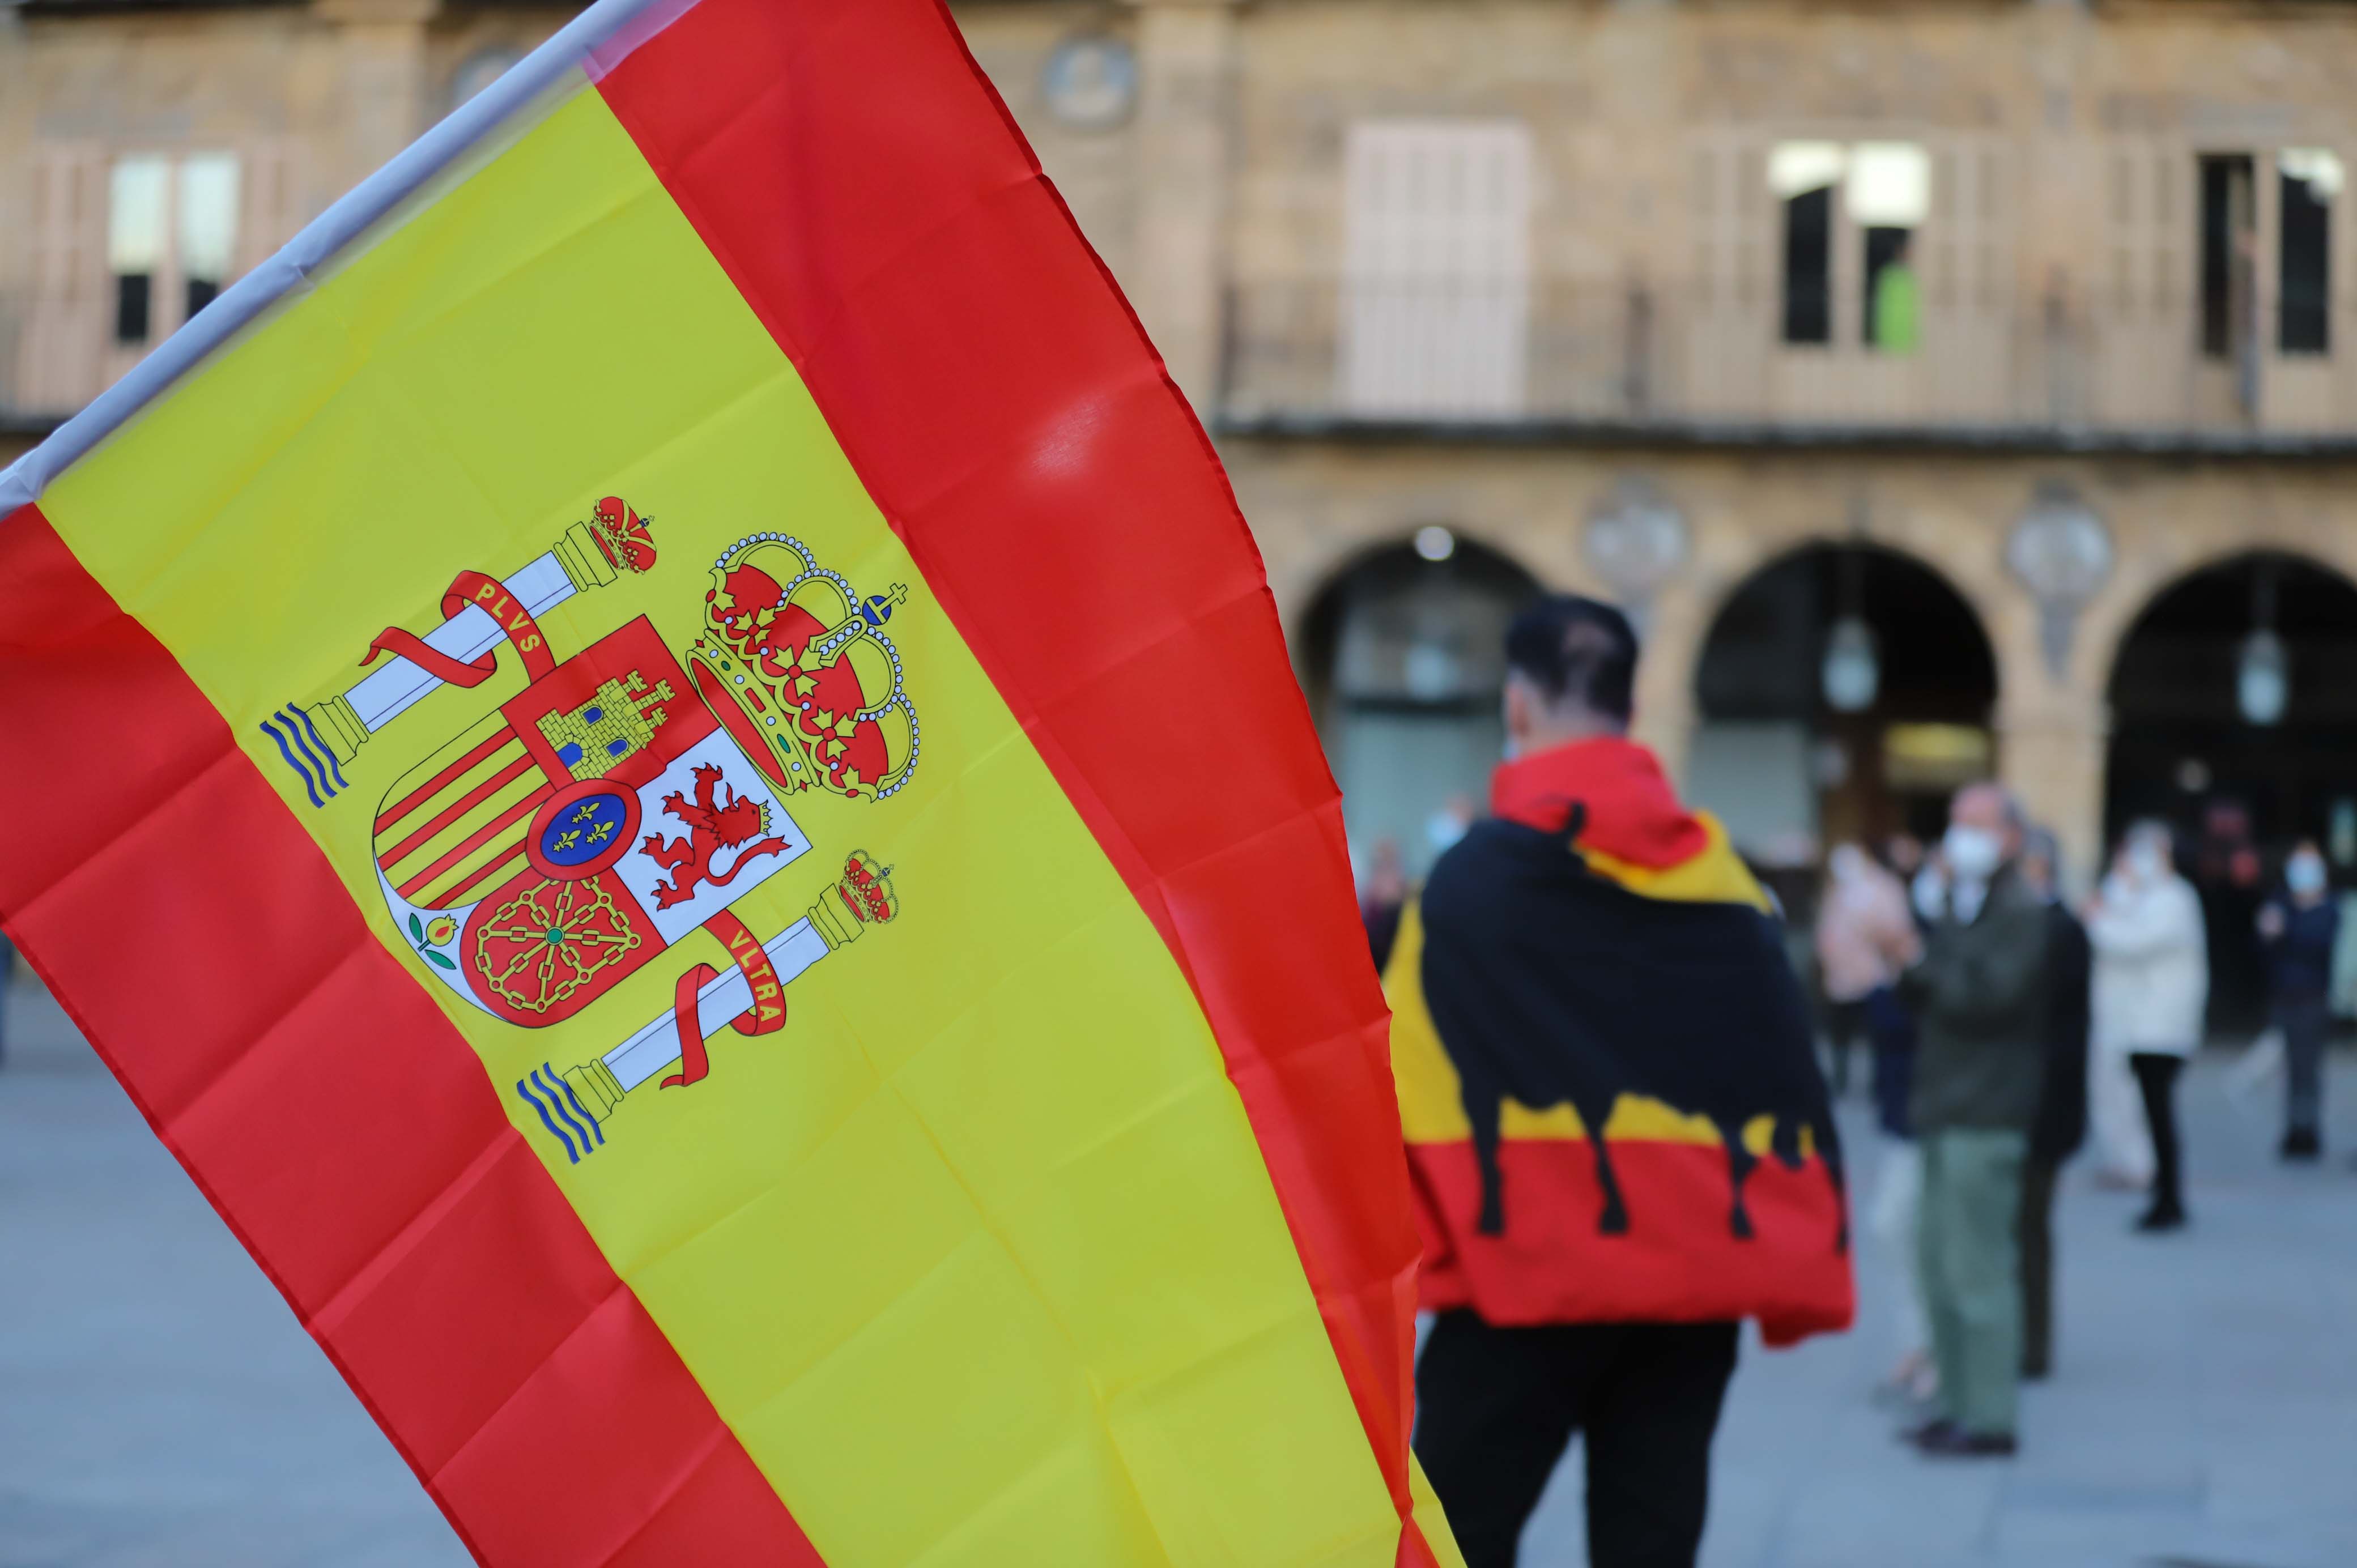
[1886,832,1926,884]
[1817,842,1917,1097]
[2196,799,2267,1035]
[1897,782,2049,1458]
[2085,1031,2154,1191]
[1395,595,1848,1568]
[1360,836,1409,974]
[2086,821,2207,1233]
[1817,843,1930,1397]
[2259,839,2339,1161]
[1426,791,1478,859]
[1864,977,1933,1403]
[2015,828,2089,1380]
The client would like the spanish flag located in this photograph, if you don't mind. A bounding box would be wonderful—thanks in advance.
[0,3,1453,1562]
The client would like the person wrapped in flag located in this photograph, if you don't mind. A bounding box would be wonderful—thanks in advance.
[1388,595,1852,1568]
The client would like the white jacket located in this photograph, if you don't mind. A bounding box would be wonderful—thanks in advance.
[2087,874,2209,1055]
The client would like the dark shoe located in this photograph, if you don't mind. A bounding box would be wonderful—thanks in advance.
[1914,1425,2018,1458]
[2019,1361,2050,1382]
[2135,1205,2188,1233]
[1898,1416,1958,1446]
[2282,1127,2322,1161]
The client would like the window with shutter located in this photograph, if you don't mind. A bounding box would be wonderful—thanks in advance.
[1338,120,1533,419]
[108,157,170,347]
[2277,148,2338,356]
[17,143,108,412]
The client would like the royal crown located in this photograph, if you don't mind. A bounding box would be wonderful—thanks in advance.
[590,496,658,574]
[550,495,658,593]
[809,850,899,949]
[684,534,918,802]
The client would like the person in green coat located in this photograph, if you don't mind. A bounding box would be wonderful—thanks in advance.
[1897,782,2052,1458]
[1873,233,1920,355]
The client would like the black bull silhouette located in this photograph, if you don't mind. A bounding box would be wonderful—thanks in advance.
[1466,1077,1841,1247]
[1433,809,1848,1252]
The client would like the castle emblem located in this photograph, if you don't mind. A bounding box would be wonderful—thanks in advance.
[263,499,917,1163]
[538,671,674,781]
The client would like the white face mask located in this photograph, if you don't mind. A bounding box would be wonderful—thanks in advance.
[1943,824,2002,883]
[2288,855,2328,896]
[2127,843,2165,881]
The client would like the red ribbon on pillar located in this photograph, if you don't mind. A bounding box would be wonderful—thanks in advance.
[361,569,558,688]
[662,909,789,1089]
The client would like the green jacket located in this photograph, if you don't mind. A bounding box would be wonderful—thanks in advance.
[1900,864,2052,1134]
[1873,263,1920,354]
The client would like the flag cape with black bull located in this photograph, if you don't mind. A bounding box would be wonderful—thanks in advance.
[0,2,1462,1562]
[1385,739,1855,1348]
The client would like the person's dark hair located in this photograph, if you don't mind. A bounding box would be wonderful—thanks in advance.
[1504,594,1639,724]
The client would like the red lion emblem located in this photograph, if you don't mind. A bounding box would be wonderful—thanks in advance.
[641,764,789,910]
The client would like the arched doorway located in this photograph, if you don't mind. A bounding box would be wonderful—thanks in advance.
[1690,544,1999,889]
[2107,551,2357,1031]
[1299,530,1541,879]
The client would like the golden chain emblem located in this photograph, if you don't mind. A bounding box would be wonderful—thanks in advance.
[472,878,645,1015]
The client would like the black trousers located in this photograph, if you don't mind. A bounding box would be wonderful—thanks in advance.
[2018,1153,2061,1375]
[2279,995,2331,1140]
[2130,1052,2186,1216]
[1414,1313,1739,1568]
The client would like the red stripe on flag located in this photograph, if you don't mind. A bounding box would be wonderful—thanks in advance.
[395,786,548,902]
[437,846,531,909]
[599,2,1429,1548]
[377,726,516,832]
[0,504,824,1567]
[378,751,538,871]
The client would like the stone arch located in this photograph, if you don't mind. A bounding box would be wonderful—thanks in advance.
[1295,529,1543,877]
[1679,538,1999,877]
[1632,479,2020,791]
[2087,534,2357,686]
[2101,547,2357,1029]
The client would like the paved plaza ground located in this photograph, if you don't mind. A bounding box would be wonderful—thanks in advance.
[5,969,2357,1568]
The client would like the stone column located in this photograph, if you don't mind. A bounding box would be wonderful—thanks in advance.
[1125,0,1240,414]
[1633,577,1705,785]
[1996,482,2116,888]
[316,0,440,187]
[1999,701,2108,892]
[1990,568,2109,890]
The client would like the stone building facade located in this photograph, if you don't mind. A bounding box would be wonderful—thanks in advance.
[11,0,2357,907]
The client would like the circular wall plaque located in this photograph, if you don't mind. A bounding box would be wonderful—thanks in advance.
[1043,36,1139,130]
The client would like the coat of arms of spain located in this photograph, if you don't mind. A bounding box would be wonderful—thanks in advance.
[266,497,917,1163]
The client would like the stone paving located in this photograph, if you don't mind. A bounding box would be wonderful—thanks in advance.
[6,966,2357,1567]
[0,978,468,1568]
